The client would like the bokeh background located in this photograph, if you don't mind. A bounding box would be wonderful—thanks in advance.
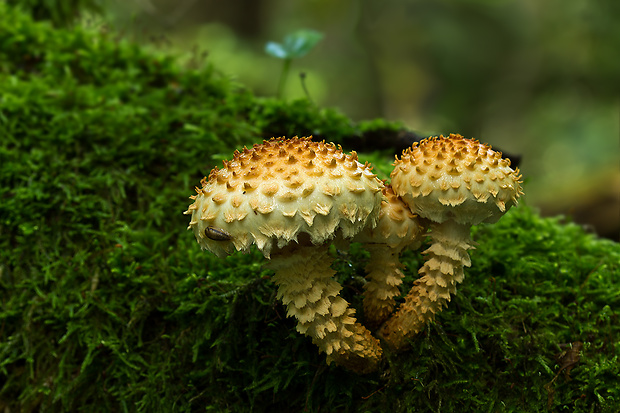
[19,0,620,239]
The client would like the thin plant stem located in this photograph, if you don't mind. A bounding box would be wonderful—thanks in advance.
[276,58,291,99]
[300,72,313,104]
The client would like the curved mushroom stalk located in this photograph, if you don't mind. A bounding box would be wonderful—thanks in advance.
[267,245,383,374]
[378,220,474,351]
[362,244,407,329]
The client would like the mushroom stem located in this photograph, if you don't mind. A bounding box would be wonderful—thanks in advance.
[267,245,383,374]
[362,244,406,329]
[378,220,474,351]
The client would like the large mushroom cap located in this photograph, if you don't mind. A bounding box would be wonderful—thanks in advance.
[391,134,523,225]
[185,137,384,258]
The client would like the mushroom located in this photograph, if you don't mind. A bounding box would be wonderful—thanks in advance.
[353,185,425,329]
[184,137,385,373]
[378,134,523,350]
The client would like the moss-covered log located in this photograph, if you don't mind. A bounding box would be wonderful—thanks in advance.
[1,4,619,412]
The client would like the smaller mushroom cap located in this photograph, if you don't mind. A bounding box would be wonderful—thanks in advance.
[391,134,523,225]
[353,185,424,250]
[185,137,385,258]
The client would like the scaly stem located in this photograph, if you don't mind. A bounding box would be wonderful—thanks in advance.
[378,220,473,351]
[267,245,383,374]
[363,244,406,329]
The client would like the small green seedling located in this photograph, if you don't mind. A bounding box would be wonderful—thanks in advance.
[265,29,323,98]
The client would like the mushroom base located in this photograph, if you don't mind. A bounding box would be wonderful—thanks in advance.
[267,244,383,374]
[377,220,473,351]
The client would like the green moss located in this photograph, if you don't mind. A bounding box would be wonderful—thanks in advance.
[1,4,619,412]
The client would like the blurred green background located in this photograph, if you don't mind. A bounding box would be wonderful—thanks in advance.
[14,0,620,239]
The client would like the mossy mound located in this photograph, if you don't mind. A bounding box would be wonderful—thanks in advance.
[1,4,619,412]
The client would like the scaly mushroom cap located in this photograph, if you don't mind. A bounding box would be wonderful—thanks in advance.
[185,137,385,258]
[391,134,523,225]
[353,185,424,250]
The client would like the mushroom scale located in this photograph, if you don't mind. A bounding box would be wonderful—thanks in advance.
[184,136,385,373]
[378,134,523,350]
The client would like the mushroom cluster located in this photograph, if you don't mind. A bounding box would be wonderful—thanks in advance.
[378,134,523,350]
[185,134,523,373]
